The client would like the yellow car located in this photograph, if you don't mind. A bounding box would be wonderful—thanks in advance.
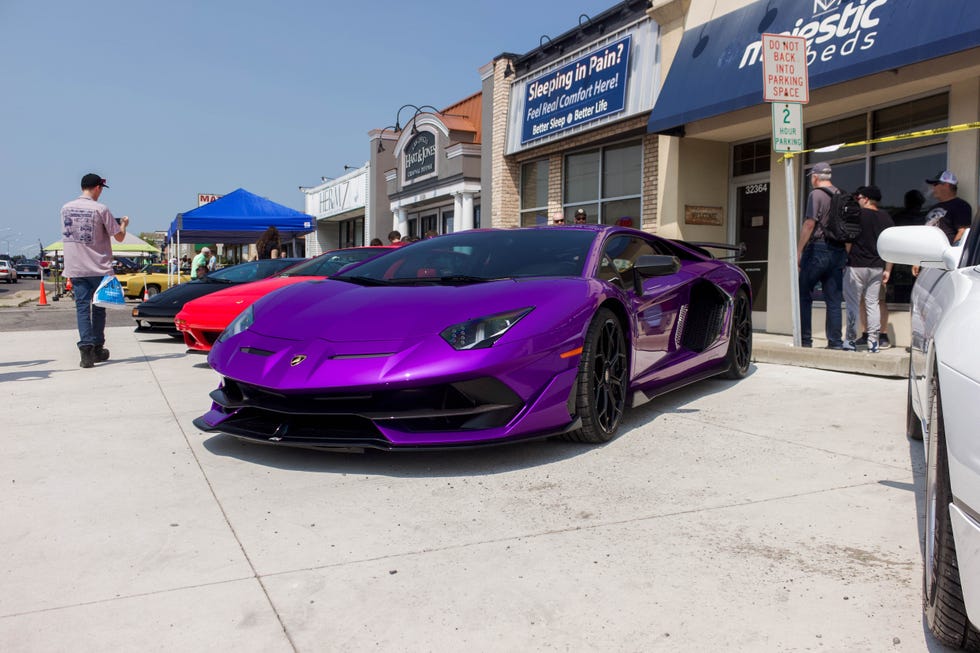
[116,263,189,298]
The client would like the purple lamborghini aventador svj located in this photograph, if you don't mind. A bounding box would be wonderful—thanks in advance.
[195,226,752,450]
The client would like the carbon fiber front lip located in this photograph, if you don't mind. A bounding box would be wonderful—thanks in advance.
[193,415,581,451]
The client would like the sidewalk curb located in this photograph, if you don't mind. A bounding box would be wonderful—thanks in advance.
[752,332,908,378]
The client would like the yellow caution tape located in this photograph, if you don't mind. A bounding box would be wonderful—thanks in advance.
[777,121,980,163]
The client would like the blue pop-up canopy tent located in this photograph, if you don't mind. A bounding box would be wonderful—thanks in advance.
[166,188,314,244]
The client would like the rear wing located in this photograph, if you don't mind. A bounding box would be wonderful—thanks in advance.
[674,241,747,261]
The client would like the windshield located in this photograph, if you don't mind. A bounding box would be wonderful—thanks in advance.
[334,229,596,283]
[283,248,390,278]
[207,258,301,283]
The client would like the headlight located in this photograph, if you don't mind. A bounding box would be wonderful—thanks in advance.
[218,306,254,343]
[440,307,533,350]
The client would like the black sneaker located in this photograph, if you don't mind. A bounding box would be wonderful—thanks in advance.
[878,334,892,350]
[854,332,868,349]
[94,345,110,362]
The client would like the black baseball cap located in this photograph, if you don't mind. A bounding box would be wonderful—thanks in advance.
[855,185,881,202]
[81,173,109,189]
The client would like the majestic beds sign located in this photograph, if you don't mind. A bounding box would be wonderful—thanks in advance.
[404,132,437,181]
[521,35,631,145]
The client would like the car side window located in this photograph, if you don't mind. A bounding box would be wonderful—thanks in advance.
[598,236,658,289]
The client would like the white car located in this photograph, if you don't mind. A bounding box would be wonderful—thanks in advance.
[878,223,980,650]
[0,260,17,283]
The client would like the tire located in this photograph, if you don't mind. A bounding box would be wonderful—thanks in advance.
[907,355,923,440]
[146,285,160,297]
[923,369,980,650]
[721,289,752,379]
[562,308,628,444]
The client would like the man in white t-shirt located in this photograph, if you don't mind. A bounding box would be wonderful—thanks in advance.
[60,173,130,368]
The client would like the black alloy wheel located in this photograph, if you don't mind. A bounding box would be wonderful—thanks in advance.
[721,289,752,379]
[564,308,628,444]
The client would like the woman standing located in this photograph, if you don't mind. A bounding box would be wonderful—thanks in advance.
[255,226,281,260]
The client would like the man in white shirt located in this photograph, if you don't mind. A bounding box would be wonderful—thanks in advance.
[60,173,130,368]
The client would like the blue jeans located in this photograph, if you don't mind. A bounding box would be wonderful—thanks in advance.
[799,241,847,347]
[72,275,107,348]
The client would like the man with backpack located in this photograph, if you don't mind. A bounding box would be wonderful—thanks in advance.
[797,161,848,349]
[842,185,894,353]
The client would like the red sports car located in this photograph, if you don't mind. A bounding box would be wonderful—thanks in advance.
[175,246,395,351]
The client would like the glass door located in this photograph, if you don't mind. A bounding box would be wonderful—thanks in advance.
[734,181,770,312]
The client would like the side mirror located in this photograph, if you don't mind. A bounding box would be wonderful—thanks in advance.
[878,225,960,271]
[633,254,681,295]
[635,254,681,277]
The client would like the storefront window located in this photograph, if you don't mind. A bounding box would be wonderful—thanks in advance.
[337,217,364,248]
[803,93,949,305]
[420,214,437,236]
[442,210,454,235]
[873,93,947,152]
[520,159,549,226]
[563,140,642,225]
[564,149,599,205]
[805,114,866,162]
[602,142,641,198]
[733,139,771,176]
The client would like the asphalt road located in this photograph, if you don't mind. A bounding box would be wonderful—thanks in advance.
[0,282,140,332]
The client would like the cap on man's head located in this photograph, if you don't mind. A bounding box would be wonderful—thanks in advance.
[926,170,958,186]
[80,173,109,189]
[855,185,882,202]
[811,162,832,175]
[574,208,587,217]
[201,247,211,254]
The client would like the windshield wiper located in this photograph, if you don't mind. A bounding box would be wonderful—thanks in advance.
[332,275,391,286]
[385,275,497,285]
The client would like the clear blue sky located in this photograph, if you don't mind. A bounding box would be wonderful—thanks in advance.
[0,0,621,255]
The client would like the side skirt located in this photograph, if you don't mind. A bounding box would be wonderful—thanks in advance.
[630,362,729,408]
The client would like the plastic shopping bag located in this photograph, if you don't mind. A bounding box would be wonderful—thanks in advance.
[93,275,127,308]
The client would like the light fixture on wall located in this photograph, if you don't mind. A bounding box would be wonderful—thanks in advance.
[376,104,442,151]
[578,13,605,35]
[503,61,515,78]
[376,126,397,153]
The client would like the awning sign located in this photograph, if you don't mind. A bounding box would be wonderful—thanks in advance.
[761,34,809,103]
[521,35,631,145]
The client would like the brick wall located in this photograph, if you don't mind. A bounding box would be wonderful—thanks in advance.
[490,59,521,228]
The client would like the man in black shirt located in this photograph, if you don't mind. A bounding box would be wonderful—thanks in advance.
[843,185,894,353]
[924,170,972,244]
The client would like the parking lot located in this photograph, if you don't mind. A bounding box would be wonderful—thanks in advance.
[0,324,953,652]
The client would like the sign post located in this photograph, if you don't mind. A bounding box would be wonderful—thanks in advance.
[762,33,809,347]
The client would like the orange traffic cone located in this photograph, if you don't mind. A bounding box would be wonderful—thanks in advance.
[65,278,73,292]
[37,281,48,306]
[143,286,150,301]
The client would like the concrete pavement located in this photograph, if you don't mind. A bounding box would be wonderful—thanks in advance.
[0,325,951,651]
